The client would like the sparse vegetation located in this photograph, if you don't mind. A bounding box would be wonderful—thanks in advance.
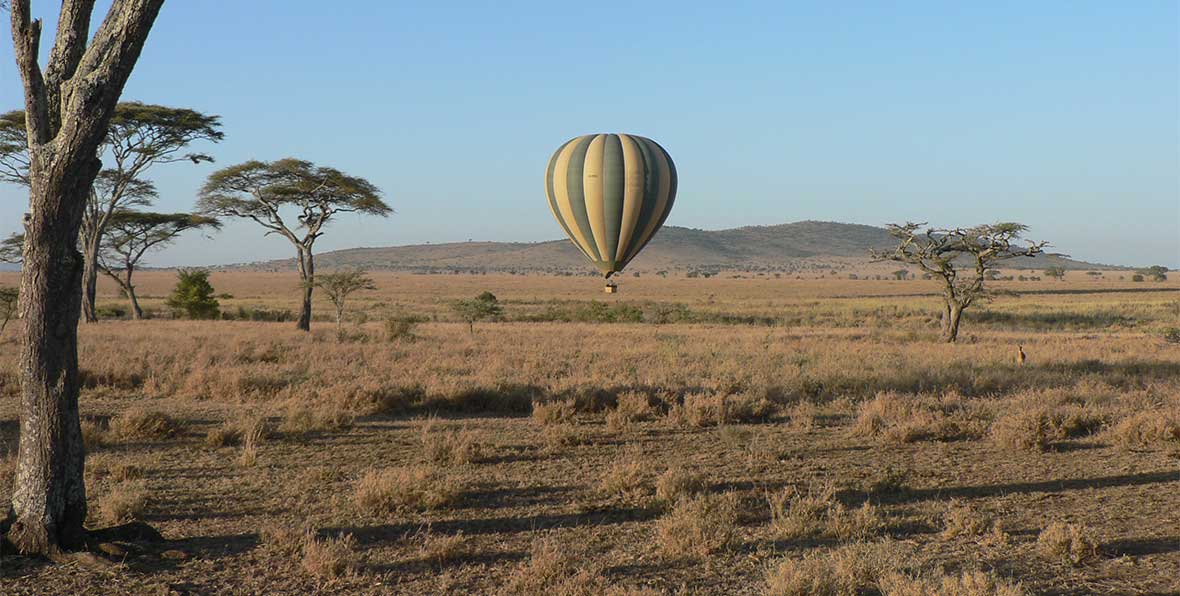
[0,271,1174,593]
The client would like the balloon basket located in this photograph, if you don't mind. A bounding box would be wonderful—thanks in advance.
[604,282,618,294]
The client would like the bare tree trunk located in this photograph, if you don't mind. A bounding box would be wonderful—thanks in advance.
[7,0,167,555]
[80,235,100,323]
[7,165,96,554]
[124,265,143,320]
[296,247,314,331]
[335,303,344,340]
[942,303,964,343]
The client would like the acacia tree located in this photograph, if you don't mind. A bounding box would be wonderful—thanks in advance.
[98,210,220,319]
[7,0,165,555]
[198,159,390,331]
[310,269,376,340]
[79,103,222,323]
[0,232,22,263]
[871,222,1048,343]
[1,105,222,323]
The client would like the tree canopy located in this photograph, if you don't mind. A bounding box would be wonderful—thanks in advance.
[871,222,1048,342]
[197,158,390,243]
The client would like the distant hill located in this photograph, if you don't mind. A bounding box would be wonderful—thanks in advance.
[224,221,1111,274]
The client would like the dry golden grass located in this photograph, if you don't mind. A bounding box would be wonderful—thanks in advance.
[95,480,149,525]
[941,499,993,539]
[0,273,1176,593]
[420,418,484,466]
[655,492,740,559]
[763,541,905,596]
[301,530,358,579]
[1036,522,1100,566]
[354,465,460,514]
[878,570,1026,596]
[109,407,179,441]
[654,466,706,505]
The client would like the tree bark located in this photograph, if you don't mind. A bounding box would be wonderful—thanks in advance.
[942,303,964,343]
[7,0,167,555]
[80,235,99,323]
[296,247,314,331]
[124,265,142,320]
[7,161,96,554]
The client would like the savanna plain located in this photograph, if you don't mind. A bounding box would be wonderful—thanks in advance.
[1,270,1178,595]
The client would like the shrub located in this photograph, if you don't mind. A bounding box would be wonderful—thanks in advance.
[877,570,1027,596]
[301,530,357,579]
[166,268,220,319]
[941,499,993,538]
[1108,411,1180,449]
[110,407,180,441]
[278,401,353,437]
[532,399,577,426]
[598,459,650,500]
[384,316,418,342]
[420,418,483,465]
[501,537,613,596]
[655,466,707,505]
[354,465,460,513]
[764,541,904,596]
[990,409,1053,451]
[655,493,740,559]
[1036,522,1099,566]
[96,480,149,525]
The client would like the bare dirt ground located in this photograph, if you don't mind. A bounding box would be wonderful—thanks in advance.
[0,272,1177,595]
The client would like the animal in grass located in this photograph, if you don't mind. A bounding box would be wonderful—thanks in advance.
[1016,345,1027,366]
[544,134,677,290]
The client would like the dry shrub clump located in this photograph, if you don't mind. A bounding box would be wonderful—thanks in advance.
[109,407,180,441]
[598,458,650,500]
[852,391,984,444]
[279,400,354,437]
[206,412,270,448]
[606,391,657,431]
[501,537,658,596]
[655,466,707,505]
[655,492,740,559]
[301,530,358,579]
[532,399,577,426]
[354,465,460,513]
[539,424,582,453]
[81,417,110,449]
[991,403,1110,451]
[1036,522,1099,566]
[1107,410,1180,449]
[96,480,149,525]
[941,499,993,539]
[420,418,484,465]
[767,484,884,542]
[668,392,776,427]
[878,570,1026,596]
[763,541,904,596]
[415,529,468,567]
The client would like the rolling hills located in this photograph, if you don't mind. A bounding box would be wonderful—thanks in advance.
[227,221,1102,275]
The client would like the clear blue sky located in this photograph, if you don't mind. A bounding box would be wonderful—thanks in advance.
[2,1,1177,267]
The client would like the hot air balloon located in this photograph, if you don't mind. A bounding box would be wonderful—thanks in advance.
[544,134,677,292]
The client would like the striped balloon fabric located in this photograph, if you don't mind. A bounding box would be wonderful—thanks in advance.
[544,134,677,278]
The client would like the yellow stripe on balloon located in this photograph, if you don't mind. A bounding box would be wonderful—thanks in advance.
[614,134,644,263]
[582,134,610,262]
[551,136,598,259]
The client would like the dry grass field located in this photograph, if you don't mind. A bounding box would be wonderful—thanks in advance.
[0,271,1178,595]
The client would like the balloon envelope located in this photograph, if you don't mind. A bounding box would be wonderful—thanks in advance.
[544,134,677,277]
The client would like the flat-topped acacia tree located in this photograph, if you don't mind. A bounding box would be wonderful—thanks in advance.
[198,158,390,331]
[99,210,221,319]
[7,0,165,555]
[871,222,1049,343]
